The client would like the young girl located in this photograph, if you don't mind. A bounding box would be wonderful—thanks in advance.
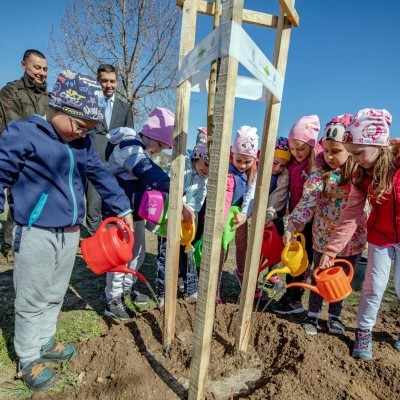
[156,127,209,307]
[272,115,321,314]
[220,125,258,303]
[284,115,367,335]
[104,107,194,320]
[264,136,291,289]
[320,108,400,360]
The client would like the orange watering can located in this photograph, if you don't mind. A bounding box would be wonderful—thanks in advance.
[81,217,147,285]
[265,232,308,280]
[286,259,354,303]
[258,224,284,273]
[180,219,196,249]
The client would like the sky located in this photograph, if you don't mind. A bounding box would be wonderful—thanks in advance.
[1,0,399,149]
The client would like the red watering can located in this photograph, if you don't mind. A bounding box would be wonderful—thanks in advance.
[258,224,284,273]
[286,259,354,303]
[81,217,147,285]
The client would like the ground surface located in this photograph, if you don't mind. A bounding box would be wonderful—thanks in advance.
[0,229,399,400]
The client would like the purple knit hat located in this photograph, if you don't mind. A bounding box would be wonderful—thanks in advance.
[192,127,208,160]
[343,108,391,146]
[322,114,353,143]
[231,125,259,157]
[49,70,104,122]
[141,107,175,149]
[288,115,320,148]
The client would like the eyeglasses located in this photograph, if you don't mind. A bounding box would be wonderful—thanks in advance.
[68,115,89,135]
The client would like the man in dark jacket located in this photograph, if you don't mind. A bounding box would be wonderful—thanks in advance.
[86,63,134,235]
[0,49,50,262]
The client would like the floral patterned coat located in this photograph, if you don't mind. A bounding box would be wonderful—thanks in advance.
[288,167,367,256]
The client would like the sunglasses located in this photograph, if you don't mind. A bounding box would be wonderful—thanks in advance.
[68,115,89,135]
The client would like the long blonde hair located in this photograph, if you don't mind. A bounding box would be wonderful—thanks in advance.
[352,144,399,203]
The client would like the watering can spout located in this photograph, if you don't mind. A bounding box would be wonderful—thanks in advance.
[265,266,291,281]
[286,282,321,296]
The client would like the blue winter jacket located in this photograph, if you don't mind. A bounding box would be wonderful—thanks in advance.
[0,115,131,228]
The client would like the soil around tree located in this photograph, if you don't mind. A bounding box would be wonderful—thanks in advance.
[47,301,400,400]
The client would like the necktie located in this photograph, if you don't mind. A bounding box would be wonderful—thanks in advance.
[105,97,112,128]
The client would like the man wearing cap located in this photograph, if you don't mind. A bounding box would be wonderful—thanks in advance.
[85,64,134,236]
[0,70,133,391]
[0,49,50,262]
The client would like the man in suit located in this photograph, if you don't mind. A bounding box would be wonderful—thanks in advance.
[86,64,134,235]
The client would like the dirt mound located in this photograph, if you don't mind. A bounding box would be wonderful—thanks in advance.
[48,301,400,400]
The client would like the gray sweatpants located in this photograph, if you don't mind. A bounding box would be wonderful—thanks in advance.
[13,224,80,364]
[105,220,146,301]
[357,242,400,330]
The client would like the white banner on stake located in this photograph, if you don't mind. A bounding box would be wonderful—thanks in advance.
[177,22,283,101]
[190,71,268,102]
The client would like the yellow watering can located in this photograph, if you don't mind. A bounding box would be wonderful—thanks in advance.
[180,219,196,251]
[265,232,308,281]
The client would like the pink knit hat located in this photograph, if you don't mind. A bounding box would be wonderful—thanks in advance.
[288,115,320,148]
[141,107,175,149]
[192,127,208,160]
[322,114,353,143]
[343,108,391,146]
[231,125,259,158]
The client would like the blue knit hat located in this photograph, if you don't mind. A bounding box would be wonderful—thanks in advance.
[49,70,105,122]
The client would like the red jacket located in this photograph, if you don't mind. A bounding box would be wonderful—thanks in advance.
[325,168,400,258]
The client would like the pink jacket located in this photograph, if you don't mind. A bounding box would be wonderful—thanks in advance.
[287,158,310,212]
[325,168,400,258]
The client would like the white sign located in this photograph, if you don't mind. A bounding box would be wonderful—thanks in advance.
[177,22,284,101]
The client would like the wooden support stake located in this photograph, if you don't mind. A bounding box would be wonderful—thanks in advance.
[163,0,197,348]
[177,0,278,28]
[206,0,221,148]
[188,1,244,399]
[235,1,296,352]
[278,0,300,26]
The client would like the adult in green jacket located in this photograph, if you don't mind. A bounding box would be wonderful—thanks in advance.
[0,49,50,262]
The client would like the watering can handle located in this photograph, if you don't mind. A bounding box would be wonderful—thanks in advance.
[294,232,306,248]
[100,216,134,246]
[313,258,354,281]
[334,258,354,282]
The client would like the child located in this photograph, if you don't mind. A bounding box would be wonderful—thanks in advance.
[220,125,259,303]
[263,136,291,289]
[156,127,209,306]
[284,115,367,335]
[271,115,320,314]
[0,70,133,391]
[320,108,400,360]
[104,108,194,320]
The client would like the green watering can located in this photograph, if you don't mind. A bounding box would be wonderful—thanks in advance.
[193,206,242,267]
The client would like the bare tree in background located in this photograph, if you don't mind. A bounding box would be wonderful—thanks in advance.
[48,0,180,121]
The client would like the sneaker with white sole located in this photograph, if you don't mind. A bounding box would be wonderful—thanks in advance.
[104,297,136,321]
[327,316,346,335]
[302,316,318,335]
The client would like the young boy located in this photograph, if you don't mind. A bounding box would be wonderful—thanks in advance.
[0,70,133,391]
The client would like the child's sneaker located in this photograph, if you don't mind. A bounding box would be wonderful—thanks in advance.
[327,316,346,335]
[129,289,150,306]
[353,328,373,360]
[104,297,136,321]
[40,338,78,364]
[186,292,198,303]
[271,298,304,315]
[178,277,185,293]
[393,338,400,351]
[302,316,318,335]
[157,296,164,309]
[17,359,57,391]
